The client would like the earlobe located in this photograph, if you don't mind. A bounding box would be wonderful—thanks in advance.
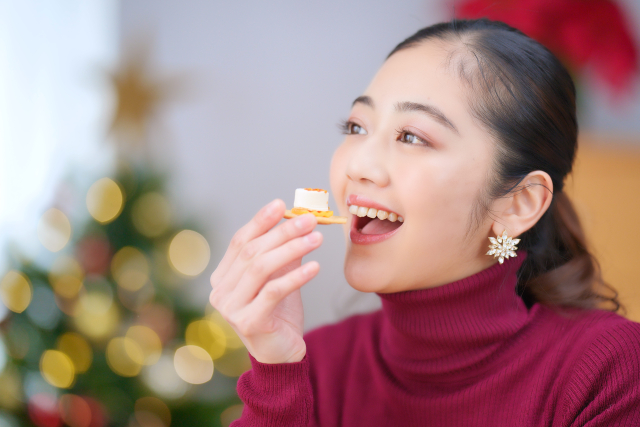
[491,171,554,238]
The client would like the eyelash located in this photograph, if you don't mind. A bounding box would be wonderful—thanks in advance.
[338,119,365,135]
[395,127,430,147]
[338,119,430,147]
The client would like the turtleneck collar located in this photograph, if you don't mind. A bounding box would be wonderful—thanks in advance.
[375,255,537,388]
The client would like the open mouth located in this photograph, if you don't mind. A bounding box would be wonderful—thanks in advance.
[348,204,404,244]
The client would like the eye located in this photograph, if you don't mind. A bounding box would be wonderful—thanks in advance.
[396,130,429,146]
[339,120,367,135]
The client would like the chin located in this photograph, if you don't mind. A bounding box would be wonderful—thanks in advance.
[343,252,396,293]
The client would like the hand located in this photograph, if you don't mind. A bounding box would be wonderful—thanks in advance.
[209,199,322,363]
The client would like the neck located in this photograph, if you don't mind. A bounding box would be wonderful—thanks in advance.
[375,256,533,388]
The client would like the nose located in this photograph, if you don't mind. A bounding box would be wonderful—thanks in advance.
[345,137,390,188]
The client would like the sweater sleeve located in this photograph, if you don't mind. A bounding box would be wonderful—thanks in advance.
[230,353,315,427]
[559,321,640,426]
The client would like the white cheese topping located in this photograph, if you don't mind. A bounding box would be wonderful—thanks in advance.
[293,188,329,211]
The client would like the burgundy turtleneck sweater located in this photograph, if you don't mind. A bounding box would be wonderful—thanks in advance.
[232,257,640,426]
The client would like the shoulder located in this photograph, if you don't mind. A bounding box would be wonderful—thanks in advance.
[552,308,640,425]
[535,303,640,349]
[567,311,640,378]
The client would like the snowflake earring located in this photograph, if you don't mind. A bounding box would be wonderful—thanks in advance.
[486,230,520,264]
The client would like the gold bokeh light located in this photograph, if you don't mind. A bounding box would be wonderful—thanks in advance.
[213,347,251,378]
[57,332,93,373]
[168,230,210,276]
[49,256,85,299]
[186,319,227,360]
[135,396,171,427]
[0,270,32,313]
[125,325,162,366]
[40,349,75,388]
[73,292,119,341]
[106,337,144,377]
[220,404,244,427]
[111,246,149,291]
[132,192,172,238]
[37,208,72,252]
[86,177,124,224]
[207,310,244,350]
[173,345,213,385]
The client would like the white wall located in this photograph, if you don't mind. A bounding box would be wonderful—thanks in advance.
[0,0,118,274]
[118,0,640,331]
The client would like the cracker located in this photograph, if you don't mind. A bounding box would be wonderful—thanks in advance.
[284,210,347,225]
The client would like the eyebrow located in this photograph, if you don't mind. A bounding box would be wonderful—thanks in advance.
[352,95,374,108]
[351,95,459,135]
[395,101,459,135]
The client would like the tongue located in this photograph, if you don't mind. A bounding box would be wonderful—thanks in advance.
[361,218,403,235]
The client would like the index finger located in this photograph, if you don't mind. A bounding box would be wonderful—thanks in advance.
[212,199,286,281]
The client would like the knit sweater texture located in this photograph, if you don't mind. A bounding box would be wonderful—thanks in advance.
[232,257,640,426]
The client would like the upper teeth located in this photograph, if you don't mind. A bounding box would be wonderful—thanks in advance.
[348,205,403,223]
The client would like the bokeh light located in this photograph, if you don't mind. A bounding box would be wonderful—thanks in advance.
[173,345,213,385]
[40,350,75,388]
[56,333,92,374]
[132,192,172,238]
[6,320,31,360]
[49,256,84,299]
[111,247,149,291]
[0,338,7,374]
[185,319,226,360]
[0,367,22,410]
[75,235,111,276]
[117,281,155,312]
[213,347,251,378]
[220,404,244,427]
[134,397,171,427]
[125,326,162,366]
[106,337,143,377]
[206,309,244,349]
[86,178,124,224]
[26,285,62,330]
[138,304,176,345]
[73,292,119,341]
[167,230,210,276]
[28,393,60,427]
[141,353,188,400]
[37,208,72,252]
[0,301,8,323]
[58,394,92,427]
[0,270,32,313]
[0,412,20,427]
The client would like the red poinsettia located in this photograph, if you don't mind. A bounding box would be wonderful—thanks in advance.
[456,0,639,94]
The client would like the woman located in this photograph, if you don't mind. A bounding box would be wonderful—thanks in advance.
[210,19,640,426]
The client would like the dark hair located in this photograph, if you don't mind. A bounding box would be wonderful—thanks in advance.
[388,19,622,313]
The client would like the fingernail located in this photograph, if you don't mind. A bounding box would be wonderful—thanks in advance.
[305,232,320,244]
[264,200,279,217]
[302,263,315,276]
[294,214,311,229]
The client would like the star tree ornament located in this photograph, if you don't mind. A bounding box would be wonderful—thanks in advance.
[486,230,520,264]
[106,42,181,158]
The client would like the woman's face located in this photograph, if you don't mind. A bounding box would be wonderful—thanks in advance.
[330,40,499,293]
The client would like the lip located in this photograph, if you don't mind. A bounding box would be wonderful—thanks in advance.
[347,194,403,245]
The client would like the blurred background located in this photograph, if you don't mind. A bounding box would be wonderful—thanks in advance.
[1,1,639,426]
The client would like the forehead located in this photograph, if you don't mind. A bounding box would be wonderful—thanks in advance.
[364,40,467,110]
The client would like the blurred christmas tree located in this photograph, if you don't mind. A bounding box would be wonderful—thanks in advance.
[0,46,249,427]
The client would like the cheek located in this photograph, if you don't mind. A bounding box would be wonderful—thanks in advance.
[401,155,488,234]
[329,142,350,215]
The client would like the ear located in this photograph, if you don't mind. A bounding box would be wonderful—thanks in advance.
[491,171,554,238]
